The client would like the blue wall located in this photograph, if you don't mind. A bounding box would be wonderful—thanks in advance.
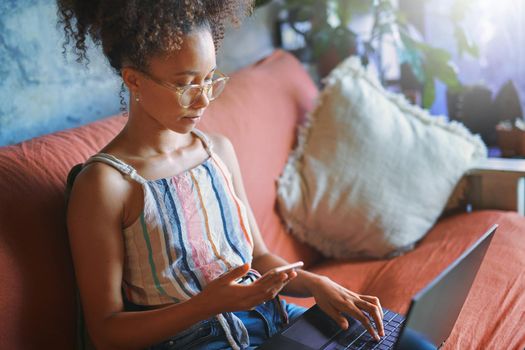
[0,0,121,146]
[0,1,278,146]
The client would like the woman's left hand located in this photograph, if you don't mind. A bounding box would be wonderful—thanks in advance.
[308,276,385,341]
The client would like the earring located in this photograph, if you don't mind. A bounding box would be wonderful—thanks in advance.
[135,93,140,102]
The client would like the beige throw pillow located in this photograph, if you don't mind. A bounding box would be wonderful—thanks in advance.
[277,57,487,259]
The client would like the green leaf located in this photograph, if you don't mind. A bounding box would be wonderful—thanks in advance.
[423,78,436,109]
[335,0,351,25]
[376,0,395,13]
[287,6,316,23]
[423,45,461,83]
[282,0,316,9]
[333,26,357,57]
[377,22,394,36]
[346,0,373,14]
[254,0,273,7]
[395,11,408,26]
[454,25,479,58]
[415,43,452,63]
[311,26,334,59]
[450,0,476,22]
[398,32,425,82]
[310,24,357,61]
[426,59,461,90]
[336,0,372,25]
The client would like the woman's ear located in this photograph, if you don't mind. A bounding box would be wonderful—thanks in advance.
[121,67,141,94]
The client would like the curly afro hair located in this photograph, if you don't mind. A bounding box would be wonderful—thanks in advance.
[57,0,254,74]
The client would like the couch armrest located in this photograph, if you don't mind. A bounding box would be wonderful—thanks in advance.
[464,158,525,215]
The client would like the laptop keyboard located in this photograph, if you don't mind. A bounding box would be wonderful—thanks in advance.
[323,309,405,350]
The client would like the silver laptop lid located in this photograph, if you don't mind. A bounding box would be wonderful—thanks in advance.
[395,224,498,349]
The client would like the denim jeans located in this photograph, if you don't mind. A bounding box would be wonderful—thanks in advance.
[149,299,307,350]
[147,302,437,350]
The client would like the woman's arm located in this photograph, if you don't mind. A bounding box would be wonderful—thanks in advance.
[211,135,384,341]
[68,164,222,349]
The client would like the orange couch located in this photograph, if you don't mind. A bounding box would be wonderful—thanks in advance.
[1,50,524,349]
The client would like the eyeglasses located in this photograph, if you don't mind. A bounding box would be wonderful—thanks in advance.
[139,69,229,108]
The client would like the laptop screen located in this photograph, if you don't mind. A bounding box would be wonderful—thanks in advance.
[395,225,496,348]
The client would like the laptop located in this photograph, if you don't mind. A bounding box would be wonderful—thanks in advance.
[258,224,498,350]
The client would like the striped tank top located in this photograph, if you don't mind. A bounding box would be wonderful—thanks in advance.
[84,129,255,306]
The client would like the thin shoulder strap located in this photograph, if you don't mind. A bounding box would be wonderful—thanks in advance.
[191,129,213,156]
[84,153,148,185]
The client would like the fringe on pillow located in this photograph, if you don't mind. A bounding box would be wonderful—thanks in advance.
[324,57,487,159]
[276,56,488,257]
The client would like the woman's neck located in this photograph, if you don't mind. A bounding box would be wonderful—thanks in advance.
[117,112,195,158]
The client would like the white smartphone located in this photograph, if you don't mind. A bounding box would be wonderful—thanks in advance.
[261,261,304,279]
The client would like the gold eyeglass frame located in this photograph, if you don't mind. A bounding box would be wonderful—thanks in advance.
[137,69,230,108]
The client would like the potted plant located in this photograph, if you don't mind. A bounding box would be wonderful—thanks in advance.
[256,0,479,108]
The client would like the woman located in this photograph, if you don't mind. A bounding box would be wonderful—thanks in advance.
[60,1,384,349]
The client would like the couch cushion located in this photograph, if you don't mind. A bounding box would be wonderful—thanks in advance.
[0,116,126,349]
[285,210,525,349]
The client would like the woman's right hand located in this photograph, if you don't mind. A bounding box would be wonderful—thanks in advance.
[195,263,294,314]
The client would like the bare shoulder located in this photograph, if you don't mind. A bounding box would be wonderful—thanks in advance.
[67,161,135,228]
[67,161,134,332]
[207,132,232,150]
[70,162,131,205]
[206,133,236,161]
